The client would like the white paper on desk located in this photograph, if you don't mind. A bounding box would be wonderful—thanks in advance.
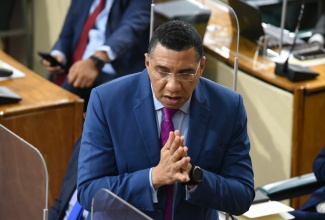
[241,201,294,218]
[236,212,294,220]
[0,60,25,81]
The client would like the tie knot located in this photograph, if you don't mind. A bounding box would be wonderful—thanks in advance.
[163,107,178,121]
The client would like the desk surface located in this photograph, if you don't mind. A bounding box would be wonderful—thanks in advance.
[0,50,83,115]
[202,0,325,93]
[0,50,84,206]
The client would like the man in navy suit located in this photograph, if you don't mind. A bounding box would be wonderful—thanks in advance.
[42,0,150,109]
[77,20,255,219]
[290,146,325,219]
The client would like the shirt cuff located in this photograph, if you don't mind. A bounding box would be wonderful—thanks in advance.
[50,50,67,65]
[185,185,198,200]
[98,45,117,61]
[149,168,158,203]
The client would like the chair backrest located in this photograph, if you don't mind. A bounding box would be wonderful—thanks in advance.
[0,124,48,220]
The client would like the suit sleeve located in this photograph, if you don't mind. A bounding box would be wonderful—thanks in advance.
[185,95,255,216]
[77,88,156,212]
[103,0,151,58]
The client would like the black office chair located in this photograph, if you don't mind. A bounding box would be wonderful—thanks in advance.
[255,172,324,202]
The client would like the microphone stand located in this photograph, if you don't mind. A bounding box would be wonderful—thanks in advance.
[230,4,240,92]
[278,2,304,72]
[150,0,155,41]
[275,0,319,82]
[278,0,288,54]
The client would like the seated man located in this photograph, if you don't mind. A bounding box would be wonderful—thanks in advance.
[289,146,325,220]
[48,136,88,220]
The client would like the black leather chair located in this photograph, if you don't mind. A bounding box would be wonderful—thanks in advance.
[255,173,324,201]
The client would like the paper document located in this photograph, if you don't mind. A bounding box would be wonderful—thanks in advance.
[0,60,25,81]
[240,201,294,219]
[236,212,294,220]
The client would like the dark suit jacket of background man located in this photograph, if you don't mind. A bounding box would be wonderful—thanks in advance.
[48,137,81,220]
[52,0,151,76]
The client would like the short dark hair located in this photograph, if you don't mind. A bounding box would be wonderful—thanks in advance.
[147,20,203,61]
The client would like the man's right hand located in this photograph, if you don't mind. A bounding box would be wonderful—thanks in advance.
[42,54,65,75]
[152,130,191,190]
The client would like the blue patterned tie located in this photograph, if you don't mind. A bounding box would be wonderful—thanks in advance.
[68,201,84,220]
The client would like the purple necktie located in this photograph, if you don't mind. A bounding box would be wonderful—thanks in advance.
[160,107,178,220]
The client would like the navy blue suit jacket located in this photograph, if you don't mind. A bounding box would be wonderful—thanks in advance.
[77,69,255,219]
[53,0,151,76]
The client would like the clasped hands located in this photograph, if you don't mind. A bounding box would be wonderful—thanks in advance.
[152,130,192,190]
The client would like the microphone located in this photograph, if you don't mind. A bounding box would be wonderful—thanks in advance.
[149,0,155,41]
[274,1,319,82]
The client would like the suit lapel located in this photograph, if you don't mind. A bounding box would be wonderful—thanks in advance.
[186,79,210,165]
[133,70,161,166]
[176,79,210,206]
[73,0,94,50]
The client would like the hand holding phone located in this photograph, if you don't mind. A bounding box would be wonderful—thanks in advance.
[38,51,66,70]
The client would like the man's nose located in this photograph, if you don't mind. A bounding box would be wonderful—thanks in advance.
[165,74,182,90]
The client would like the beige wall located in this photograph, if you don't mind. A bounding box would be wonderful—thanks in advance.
[204,54,293,188]
[33,0,70,77]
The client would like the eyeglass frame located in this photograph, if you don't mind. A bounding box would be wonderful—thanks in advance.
[151,60,202,82]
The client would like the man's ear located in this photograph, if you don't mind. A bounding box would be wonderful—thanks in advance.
[144,53,150,68]
[200,56,206,75]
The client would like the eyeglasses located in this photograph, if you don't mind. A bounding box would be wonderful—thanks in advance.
[153,61,201,82]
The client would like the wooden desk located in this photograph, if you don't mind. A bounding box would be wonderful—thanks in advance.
[0,50,84,207]
[202,0,325,208]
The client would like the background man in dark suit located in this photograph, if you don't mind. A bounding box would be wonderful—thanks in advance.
[290,146,325,219]
[48,137,86,220]
[77,20,255,219]
[42,0,151,109]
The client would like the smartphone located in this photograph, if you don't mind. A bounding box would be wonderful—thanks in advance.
[38,51,66,70]
[293,47,325,61]
[0,68,13,77]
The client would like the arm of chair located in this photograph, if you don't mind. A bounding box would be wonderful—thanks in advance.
[255,173,323,201]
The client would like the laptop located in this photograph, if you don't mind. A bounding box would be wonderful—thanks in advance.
[228,0,305,47]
